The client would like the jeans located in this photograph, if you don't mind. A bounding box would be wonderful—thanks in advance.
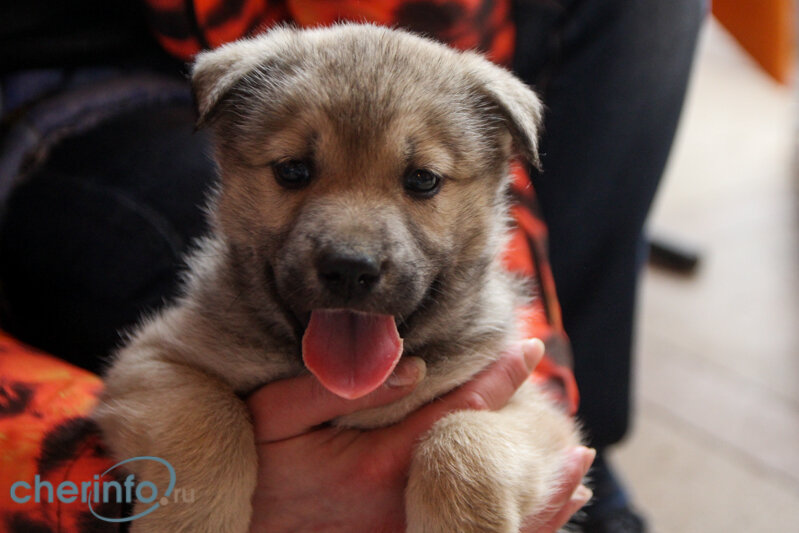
[512,0,704,447]
[0,74,216,369]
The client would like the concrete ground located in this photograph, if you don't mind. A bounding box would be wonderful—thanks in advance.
[609,18,799,533]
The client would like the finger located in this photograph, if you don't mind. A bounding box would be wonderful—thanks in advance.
[521,446,596,533]
[386,338,545,455]
[541,485,593,532]
[247,357,426,442]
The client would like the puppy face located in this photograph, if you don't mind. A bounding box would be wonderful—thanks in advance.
[192,25,542,394]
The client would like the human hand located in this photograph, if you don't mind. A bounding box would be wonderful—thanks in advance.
[246,339,591,532]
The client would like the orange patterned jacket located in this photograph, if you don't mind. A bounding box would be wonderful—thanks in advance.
[0,2,577,531]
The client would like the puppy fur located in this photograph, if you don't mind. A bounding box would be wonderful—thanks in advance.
[94,24,581,533]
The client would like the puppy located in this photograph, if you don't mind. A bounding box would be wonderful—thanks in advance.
[95,24,581,533]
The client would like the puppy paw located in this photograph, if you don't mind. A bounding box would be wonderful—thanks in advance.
[406,410,547,533]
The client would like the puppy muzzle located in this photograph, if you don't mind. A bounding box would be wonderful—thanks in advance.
[315,248,383,300]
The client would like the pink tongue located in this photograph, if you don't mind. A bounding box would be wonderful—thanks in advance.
[302,310,404,399]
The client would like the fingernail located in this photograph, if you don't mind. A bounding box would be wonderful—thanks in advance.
[387,357,426,387]
[571,485,593,503]
[581,447,597,473]
[521,338,545,371]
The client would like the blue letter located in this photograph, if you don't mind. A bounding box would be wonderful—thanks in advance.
[10,481,30,504]
[103,480,123,503]
[34,476,53,503]
[81,481,92,503]
[57,481,78,503]
[135,481,158,504]
[123,474,135,502]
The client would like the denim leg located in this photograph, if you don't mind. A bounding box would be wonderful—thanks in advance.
[0,103,215,372]
[513,0,705,447]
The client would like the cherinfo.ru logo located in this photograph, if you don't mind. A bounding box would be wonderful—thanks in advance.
[8,456,194,523]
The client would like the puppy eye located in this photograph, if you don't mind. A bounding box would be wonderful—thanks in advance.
[404,169,442,198]
[272,160,313,189]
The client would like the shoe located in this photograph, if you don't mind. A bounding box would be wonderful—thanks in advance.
[569,451,647,533]
[574,506,647,533]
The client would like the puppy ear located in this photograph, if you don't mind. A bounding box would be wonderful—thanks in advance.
[191,27,294,127]
[465,55,544,169]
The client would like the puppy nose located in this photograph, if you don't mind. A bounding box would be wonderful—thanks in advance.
[316,251,382,296]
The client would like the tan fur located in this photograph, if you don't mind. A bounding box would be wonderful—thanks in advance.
[94,24,581,533]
